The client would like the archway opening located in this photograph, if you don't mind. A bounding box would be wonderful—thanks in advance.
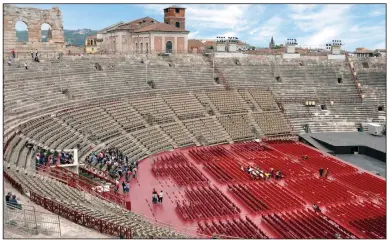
[41,23,52,42]
[15,21,28,44]
[166,41,172,53]
[175,22,180,28]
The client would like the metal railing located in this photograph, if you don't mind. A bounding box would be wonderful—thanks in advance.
[5,203,61,237]
[29,191,132,238]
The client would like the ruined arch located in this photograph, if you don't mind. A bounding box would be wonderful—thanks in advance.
[40,22,53,43]
[4,4,64,52]
[15,20,29,43]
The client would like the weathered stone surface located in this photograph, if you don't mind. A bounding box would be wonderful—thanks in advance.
[4,4,64,52]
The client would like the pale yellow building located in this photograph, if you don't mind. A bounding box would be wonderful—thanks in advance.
[85,35,100,53]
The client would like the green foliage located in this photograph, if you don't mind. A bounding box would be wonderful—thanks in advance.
[271,45,282,49]
[16,29,98,46]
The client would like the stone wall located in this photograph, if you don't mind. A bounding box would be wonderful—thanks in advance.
[4,4,65,52]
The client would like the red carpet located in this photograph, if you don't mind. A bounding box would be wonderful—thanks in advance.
[123,141,386,238]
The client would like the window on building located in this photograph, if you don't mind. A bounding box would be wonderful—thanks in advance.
[320,105,327,110]
[136,43,138,53]
[146,43,149,53]
[337,77,343,83]
[175,22,180,28]
[378,106,384,112]
[166,41,173,53]
[275,76,282,82]
[140,43,143,53]
[175,8,180,13]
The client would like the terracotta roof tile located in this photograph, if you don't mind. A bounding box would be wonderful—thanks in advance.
[188,39,206,49]
[134,23,189,33]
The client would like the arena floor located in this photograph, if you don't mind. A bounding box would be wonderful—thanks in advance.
[118,141,386,238]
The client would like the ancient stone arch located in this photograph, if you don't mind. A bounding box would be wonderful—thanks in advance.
[4,4,64,52]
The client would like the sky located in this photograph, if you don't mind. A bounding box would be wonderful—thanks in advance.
[15,4,386,51]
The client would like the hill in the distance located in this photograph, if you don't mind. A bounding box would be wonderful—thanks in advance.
[16,29,98,46]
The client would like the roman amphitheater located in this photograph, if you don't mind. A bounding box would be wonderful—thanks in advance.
[3,4,386,240]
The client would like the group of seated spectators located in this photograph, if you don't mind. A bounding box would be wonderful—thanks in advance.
[86,147,138,185]
[35,147,74,169]
[5,192,21,209]
[241,165,284,180]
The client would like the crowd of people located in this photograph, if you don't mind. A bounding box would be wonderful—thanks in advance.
[30,49,40,62]
[86,147,140,194]
[6,48,39,69]
[34,146,74,169]
[241,165,284,180]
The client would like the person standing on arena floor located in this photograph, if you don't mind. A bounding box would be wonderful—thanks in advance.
[30,49,34,58]
[132,166,137,178]
[158,190,163,203]
[152,189,158,204]
[324,168,329,179]
[135,159,139,169]
[122,181,126,192]
[319,168,324,178]
[125,169,130,183]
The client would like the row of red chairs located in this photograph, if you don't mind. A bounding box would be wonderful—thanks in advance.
[326,201,386,238]
[197,216,268,239]
[266,140,323,157]
[267,141,358,175]
[176,186,240,220]
[251,156,313,179]
[203,160,251,183]
[230,142,280,160]
[350,215,386,239]
[285,177,357,204]
[228,181,305,212]
[326,201,385,222]
[189,145,238,163]
[153,152,189,165]
[262,209,355,239]
[335,172,386,197]
[151,163,209,187]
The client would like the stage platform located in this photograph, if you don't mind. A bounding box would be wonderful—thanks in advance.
[300,132,386,153]
[299,132,386,174]
[120,141,386,239]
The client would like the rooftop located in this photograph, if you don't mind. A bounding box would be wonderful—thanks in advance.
[134,22,189,33]
[164,5,186,9]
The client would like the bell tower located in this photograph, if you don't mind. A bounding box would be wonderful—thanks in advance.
[163,6,186,30]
